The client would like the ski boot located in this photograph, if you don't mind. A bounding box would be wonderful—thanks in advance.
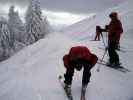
[81,84,87,100]
[111,62,121,68]
[115,43,120,51]
[106,61,112,66]
[64,84,73,99]
[106,61,121,68]
[81,84,87,93]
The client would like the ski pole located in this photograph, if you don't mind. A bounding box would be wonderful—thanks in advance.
[106,32,108,46]
[100,32,106,47]
[101,31,109,57]
[105,31,109,57]
[97,48,108,72]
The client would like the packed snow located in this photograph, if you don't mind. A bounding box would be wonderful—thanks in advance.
[0,0,133,100]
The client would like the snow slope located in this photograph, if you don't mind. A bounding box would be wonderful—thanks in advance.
[0,31,133,100]
[0,0,133,100]
[63,0,133,40]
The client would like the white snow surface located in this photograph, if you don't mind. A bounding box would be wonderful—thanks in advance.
[0,0,133,100]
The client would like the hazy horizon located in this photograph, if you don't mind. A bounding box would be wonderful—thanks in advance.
[0,0,125,30]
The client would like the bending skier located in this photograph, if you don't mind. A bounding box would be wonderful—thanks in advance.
[63,46,98,94]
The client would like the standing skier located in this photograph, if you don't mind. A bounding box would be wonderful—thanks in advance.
[108,12,123,50]
[63,46,98,94]
[94,25,101,41]
[105,12,123,66]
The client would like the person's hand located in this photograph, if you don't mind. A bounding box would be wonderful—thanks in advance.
[105,25,109,30]
[105,46,108,50]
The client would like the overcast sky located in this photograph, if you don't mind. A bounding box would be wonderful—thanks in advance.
[0,0,125,29]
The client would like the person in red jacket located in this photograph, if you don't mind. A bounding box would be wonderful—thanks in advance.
[108,12,123,50]
[63,46,98,93]
[106,12,123,66]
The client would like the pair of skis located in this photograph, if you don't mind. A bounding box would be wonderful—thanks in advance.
[98,46,126,53]
[58,75,86,100]
[97,59,131,73]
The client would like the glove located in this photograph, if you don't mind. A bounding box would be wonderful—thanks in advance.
[105,46,108,50]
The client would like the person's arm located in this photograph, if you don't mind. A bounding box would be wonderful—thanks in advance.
[117,20,123,34]
[101,25,109,32]
[63,55,70,69]
[89,54,98,68]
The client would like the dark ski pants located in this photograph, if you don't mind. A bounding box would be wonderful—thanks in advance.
[94,32,100,41]
[108,41,119,64]
[64,66,91,85]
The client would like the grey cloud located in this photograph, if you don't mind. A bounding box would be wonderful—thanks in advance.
[0,0,125,14]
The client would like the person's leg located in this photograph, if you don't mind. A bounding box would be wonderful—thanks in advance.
[64,68,74,85]
[81,66,91,92]
[64,68,74,96]
[115,40,120,50]
[94,34,97,40]
[113,50,119,64]
[98,33,100,41]
[108,42,114,64]
[108,41,119,66]
[82,67,91,86]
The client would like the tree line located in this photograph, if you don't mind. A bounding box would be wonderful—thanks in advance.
[0,0,51,61]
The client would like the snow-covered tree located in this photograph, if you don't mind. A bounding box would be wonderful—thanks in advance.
[42,16,52,34]
[25,0,46,44]
[8,5,25,44]
[0,17,11,60]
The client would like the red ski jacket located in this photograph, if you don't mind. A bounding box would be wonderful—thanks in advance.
[63,46,98,70]
[108,19,123,42]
